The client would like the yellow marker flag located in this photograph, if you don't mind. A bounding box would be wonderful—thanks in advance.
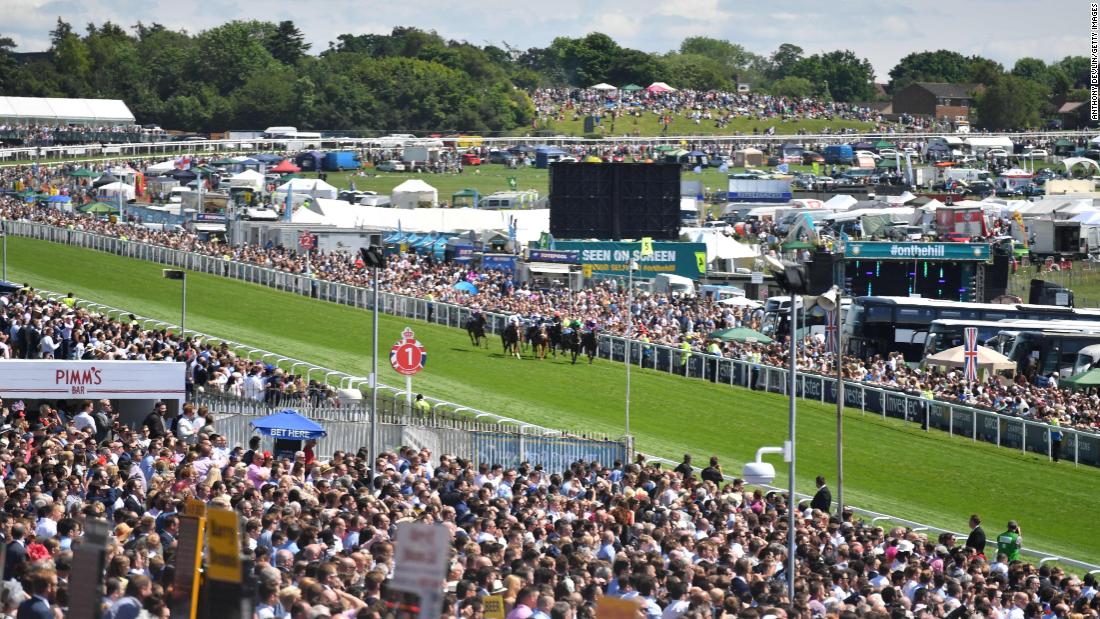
[640,237,653,257]
[695,252,707,274]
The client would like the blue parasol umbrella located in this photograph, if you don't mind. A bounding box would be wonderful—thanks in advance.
[249,410,327,440]
[47,195,71,203]
[454,281,479,294]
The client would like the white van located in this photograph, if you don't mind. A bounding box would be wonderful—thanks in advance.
[651,273,695,296]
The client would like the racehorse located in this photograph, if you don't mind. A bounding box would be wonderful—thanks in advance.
[564,327,583,365]
[547,321,563,358]
[465,314,488,348]
[501,322,522,359]
[532,324,550,360]
[523,322,540,354]
[580,329,598,364]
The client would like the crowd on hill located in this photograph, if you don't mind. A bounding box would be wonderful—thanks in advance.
[6,190,1100,435]
[0,372,1094,619]
[530,89,898,134]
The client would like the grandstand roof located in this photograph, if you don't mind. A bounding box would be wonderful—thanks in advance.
[0,96,135,125]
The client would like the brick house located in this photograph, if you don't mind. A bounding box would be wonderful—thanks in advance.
[891,82,977,122]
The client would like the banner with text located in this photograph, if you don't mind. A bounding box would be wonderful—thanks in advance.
[552,241,708,280]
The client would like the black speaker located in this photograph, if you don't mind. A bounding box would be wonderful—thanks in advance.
[1029,279,1074,306]
[806,251,843,295]
[549,163,680,240]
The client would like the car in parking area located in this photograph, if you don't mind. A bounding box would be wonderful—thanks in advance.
[487,150,517,165]
[461,153,482,166]
[376,160,407,172]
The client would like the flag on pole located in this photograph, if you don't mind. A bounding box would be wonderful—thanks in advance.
[825,310,838,354]
[963,326,979,382]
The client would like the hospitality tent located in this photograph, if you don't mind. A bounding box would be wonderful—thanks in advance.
[1062,157,1100,174]
[646,82,676,93]
[144,160,177,175]
[95,182,135,201]
[682,228,757,260]
[392,179,439,209]
[590,83,616,91]
[273,178,338,201]
[271,160,301,174]
[229,169,265,191]
[622,84,644,92]
[0,96,135,126]
[733,148,764,168]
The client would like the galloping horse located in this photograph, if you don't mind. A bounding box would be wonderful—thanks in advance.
[564,327,583,364]
[465,313,488,348]
[580,329,598,364]
[501,322,522,359]
[523,321,541,354]
[547,321,563,358]
[532,324,551,360]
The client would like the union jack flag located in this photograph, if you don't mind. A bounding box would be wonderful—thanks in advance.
[824,310,838,354]
[963,327,979,382]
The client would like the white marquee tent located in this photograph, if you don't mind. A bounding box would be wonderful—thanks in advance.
[229,169,266,191]
[391,179,439,209]
[273,178,339,201]
[0,96,135,126]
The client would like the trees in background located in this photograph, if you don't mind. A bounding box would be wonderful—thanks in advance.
[1,21,1082,132]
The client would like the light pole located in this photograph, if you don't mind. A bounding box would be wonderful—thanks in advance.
[835,293,844,513]
[786,292,797,602]
[1,217,7,282]
[625,257,637,437]
[162,269,186,335]
[360,247,386,472]
[741,442,794,600]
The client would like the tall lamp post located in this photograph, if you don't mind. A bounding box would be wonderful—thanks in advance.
[360,247,386,472]
[625,257,638,437]
[162,269,186,335]
[1,217,7,282]
[761,255,808,602]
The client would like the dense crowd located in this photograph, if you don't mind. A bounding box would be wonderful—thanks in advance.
[0,287,342,408]
[531,89,912,135]
[0,123,166,147]
[0,374,1094,619]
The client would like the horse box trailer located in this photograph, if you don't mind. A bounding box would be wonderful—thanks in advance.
[322,151,360,171]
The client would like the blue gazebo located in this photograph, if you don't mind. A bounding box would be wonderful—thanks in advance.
[250,410,327,459]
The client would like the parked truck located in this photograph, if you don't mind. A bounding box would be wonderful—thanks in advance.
[1027,219,1094,259]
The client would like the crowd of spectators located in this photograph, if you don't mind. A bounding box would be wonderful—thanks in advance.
[0,286,342,408]
[0,383,1095,619]
[0,123,167,147]
[531,89,901,135]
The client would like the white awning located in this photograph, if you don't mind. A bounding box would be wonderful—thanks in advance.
[528,262,572,274]
[193,223,226,232]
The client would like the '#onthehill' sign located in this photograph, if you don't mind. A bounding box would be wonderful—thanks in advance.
[0,360,185,401]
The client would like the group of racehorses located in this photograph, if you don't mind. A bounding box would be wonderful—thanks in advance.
[465,314,597,364]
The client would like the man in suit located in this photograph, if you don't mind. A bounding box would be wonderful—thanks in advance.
[17,565,56,619]
[4,523,28,581]
[811,475,832,514]
[966,514,988,557]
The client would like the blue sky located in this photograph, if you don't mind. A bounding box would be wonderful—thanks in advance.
[4,0,1087,78]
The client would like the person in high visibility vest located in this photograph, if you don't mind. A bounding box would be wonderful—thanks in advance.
[61,292,76,308]
[996,520,1022,562]
[679,339,692,376]
[414,394,431,417]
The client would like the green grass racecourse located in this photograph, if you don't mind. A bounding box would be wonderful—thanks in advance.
[7,236,1100,564]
